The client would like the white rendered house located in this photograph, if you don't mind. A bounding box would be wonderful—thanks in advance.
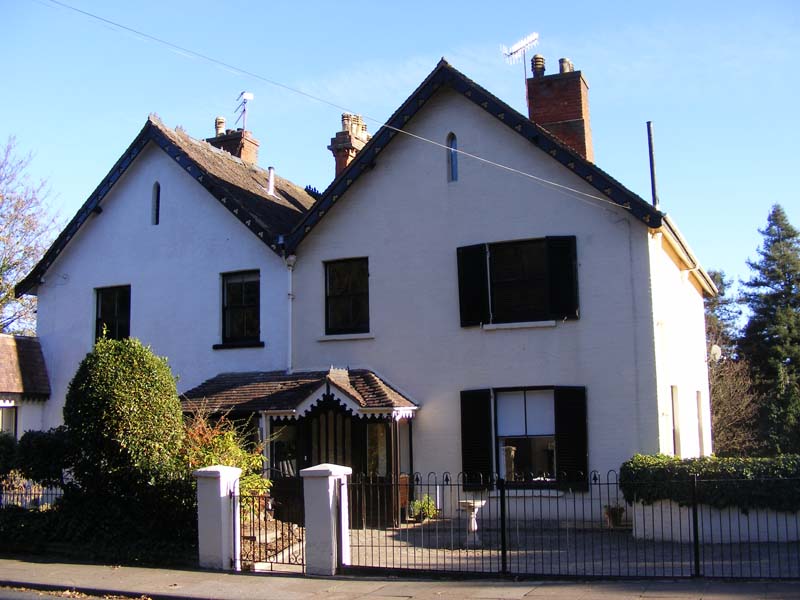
[14,116,316,431]
[14,57,714,490]
[275,58,715,486]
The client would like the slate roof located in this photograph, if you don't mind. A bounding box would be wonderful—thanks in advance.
[0,334,50,400]
[16,116,316,297]
[181,368,417,414]
[286,59,665,251]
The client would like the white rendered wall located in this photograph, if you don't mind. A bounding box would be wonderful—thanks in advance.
[632,500,798,543]
[34,143,289,429]
[291,89,663,478]
[648,232,712,457]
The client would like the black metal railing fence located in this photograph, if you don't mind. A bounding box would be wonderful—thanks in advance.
[238,475,305,572]
[0,481,63,510]
[341,471,800,579]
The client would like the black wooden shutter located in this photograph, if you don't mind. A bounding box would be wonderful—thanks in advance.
[546,236,579,320]
[460,389,493,490]
[554,386,588,491]
[456,244,490,327]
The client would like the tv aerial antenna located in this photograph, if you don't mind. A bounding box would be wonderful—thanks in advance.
[235,91,254,130]
[502,32,539,86]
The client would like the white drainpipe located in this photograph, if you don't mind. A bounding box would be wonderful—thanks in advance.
[285,253,297,373]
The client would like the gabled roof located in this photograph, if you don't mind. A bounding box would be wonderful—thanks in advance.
[0,334,50,400]
[16,116,316,297]
[287,59,664,251]
[181,368,417,417]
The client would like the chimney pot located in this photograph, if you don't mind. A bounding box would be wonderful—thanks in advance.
[526,55,593,162]
[329,113,371,177]
[532,54,546,78]
[205,125,260,165]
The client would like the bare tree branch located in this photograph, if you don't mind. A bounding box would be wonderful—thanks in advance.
[0,137,57,334]
[710,355,764,456]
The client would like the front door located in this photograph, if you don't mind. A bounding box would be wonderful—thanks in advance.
[270,402,401,527]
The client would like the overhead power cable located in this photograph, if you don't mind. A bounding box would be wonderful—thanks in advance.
[40,0,639,215]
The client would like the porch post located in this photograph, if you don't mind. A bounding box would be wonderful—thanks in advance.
[391,418,400,527]
[193,465,242,571]
[259,412,271,475]
[301,463,352,575]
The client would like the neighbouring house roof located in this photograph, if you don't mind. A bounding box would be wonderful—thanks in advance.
[286,59,666,252]
[0,334,50,400]
[15,115,316,297]
[182,368,418,419]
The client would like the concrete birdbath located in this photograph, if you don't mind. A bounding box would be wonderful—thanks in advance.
[458,499,487,547]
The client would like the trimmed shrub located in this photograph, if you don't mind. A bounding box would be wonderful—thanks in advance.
[619,453,800,512]
[16,427,72,487]
[45,337,198,563]
[63,337,184,493]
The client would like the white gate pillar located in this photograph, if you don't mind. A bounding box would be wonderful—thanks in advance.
[193,465,242,570]
[301,463,352,575]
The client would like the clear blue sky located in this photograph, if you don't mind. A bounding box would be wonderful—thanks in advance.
[3,0,799,295]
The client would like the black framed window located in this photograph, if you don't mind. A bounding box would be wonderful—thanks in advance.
[447,132,458,182]
[152,181,161,225]
[490,239,549,323]
[460,386,587,491]
[95,285,131,341]
[222,271,260,343]
[0,407,17,438]
[457,236,578,326]
[325,258,369,335]
[496,389,556,481]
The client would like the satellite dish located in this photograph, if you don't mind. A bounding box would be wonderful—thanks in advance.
[710,344,722,363]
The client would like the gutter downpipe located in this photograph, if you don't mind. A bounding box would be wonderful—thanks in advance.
[285,253,297,373]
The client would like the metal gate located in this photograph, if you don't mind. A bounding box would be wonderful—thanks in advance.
[238,476,305,572]
[340,472,800,579]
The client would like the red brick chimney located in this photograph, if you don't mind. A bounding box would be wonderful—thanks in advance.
[526,55,594,162]
[329,113,371,177]
[205,116,260,165]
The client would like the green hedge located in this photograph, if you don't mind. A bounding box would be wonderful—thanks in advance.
[16,427,73,487]
[619,454,800,513]
[0,485,196,565]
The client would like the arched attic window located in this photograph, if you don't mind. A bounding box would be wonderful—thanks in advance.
[152,181,161,225]
[446,132,458,182]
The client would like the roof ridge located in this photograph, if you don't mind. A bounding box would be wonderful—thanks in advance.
[286,60,665,250]
[16,116,317,296]
[149,116,274,178]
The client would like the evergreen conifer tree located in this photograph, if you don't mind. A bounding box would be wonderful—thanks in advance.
[739,205,800,453]
[705,270,740,355]
[705,270,762,455]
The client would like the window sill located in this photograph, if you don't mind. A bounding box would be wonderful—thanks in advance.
[212,341,265,350]
[482,320,556,331]
[317,333,375,342]
[489,487,563,498]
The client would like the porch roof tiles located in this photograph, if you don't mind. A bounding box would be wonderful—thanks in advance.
[181,368,417,415]
[0,334,50,400]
